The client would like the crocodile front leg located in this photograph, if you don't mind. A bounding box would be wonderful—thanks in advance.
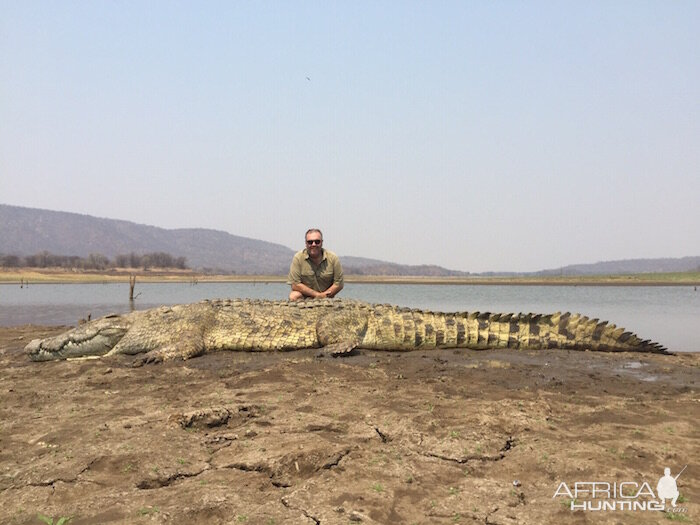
[316,309,369,356]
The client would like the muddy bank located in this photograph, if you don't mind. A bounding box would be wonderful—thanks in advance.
[1,325,698,524]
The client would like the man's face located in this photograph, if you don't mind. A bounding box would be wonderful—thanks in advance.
[305,232,323,256]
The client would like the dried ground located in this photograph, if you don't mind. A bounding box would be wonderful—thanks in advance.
[1,325,698,525]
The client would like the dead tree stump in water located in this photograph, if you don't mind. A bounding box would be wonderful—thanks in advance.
[129,274,136,300]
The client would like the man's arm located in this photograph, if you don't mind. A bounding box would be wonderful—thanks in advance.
[288,253,316,297]
[323,253,344,298]
[292,282,324,298]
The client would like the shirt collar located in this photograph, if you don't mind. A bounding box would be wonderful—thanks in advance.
[304,248,326,260]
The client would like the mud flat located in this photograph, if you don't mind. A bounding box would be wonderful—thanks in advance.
[1,325,698,524]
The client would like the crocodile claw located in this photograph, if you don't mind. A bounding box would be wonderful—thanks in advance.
[325,341,359,357]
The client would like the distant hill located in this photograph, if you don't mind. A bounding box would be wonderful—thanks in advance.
[0,204,468,276]
[3,204,697,276]
[341,256,468,277]
[536,257,700,276]
[0,204,294,274]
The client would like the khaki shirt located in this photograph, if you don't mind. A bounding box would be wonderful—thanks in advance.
[287,249,344,292]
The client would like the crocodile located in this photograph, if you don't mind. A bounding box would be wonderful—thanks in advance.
[25,298,670,362]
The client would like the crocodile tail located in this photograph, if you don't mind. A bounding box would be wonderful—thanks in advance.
[457,311,670,354]
[367,307,668,354]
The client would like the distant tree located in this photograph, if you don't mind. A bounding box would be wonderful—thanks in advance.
[128,252,140,268]
[35,251,49,267]
[0,254,21,267]
[115,254,129,268]
[64,255,81,269]
[11,250,187,271]
[85,253,110,270]
[135,252,188,269]
[152,252,174,267]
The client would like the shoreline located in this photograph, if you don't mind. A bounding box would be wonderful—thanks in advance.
[1,268,699,287]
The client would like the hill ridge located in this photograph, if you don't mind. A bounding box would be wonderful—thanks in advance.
[2,204,697,276]
[0,204,468,276]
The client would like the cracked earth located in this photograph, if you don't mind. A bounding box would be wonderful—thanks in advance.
[1,325,698,524]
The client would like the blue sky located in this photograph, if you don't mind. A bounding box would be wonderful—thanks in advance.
[1,1,698,272]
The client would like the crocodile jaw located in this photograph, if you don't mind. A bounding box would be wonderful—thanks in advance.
[25,318,130,361]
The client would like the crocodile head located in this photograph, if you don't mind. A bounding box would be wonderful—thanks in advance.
[25,314,132,361]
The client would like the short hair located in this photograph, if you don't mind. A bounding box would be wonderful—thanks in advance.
[305,228,323,240]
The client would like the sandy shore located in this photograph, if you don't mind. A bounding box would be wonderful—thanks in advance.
[1,325,698,524]
[1,267,699,286]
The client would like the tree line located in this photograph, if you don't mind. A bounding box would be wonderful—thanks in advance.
[0,251,188,270]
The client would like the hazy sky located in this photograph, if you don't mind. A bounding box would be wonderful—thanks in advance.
[1,1,698,272]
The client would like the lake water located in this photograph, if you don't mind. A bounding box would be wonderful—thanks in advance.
[0,282,698,352]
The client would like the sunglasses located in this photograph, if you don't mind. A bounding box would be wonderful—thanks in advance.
[306,239,322,245]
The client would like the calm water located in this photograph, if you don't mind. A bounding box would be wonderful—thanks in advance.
[0,282,698,352]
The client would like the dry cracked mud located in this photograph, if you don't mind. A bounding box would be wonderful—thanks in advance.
[1,325,698,524]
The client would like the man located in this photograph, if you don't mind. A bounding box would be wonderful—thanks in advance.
[287,228,344,301]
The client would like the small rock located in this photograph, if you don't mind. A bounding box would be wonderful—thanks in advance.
[103,368,113,374]
[513,480,521,487]
[244,429,257,438]
[172,408,231,429]
[349,512,363,522]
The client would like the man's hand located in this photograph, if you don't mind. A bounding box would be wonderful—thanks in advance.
[323,283,343,298]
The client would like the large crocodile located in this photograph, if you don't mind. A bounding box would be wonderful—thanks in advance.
[26,298,669,362]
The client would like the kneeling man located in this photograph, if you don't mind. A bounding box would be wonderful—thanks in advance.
[288,228,344,301]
